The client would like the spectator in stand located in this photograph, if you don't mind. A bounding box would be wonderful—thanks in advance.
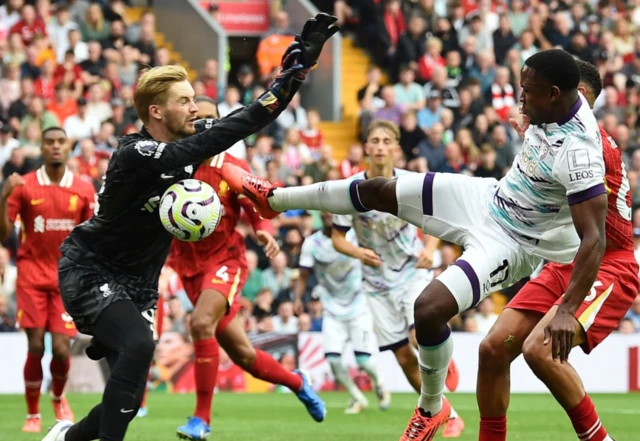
[374,0,405,67]
[34,58,55,101]
[257,30,295,83]
[417,121,445,172]
[438,141,467,174]
[424,64,460,109]
[303,144,335,183]
[418,36,446,83]
[306,297,322,331]
[490,66,516,122]
[5,32,26,67]
[7,77,33,132]
[272,300,299,334]
[474,143,503,180]
[107,97,127,136]
[264,10,294,37]
[506,0,527,37]
[3,144,37,177]
[394,15,426,76]
[458,14,492,55]
[596,86,625,121]
[489,124,514,173]
[75,138,101,181]
[567,30,596,65]
[417,89,443,131]
[253,288,274,320]
[198,59,218,101]
[618,318,635,334]
[49,5,77,63]
[67,0,90,25]
[340,143,364,178]
[262,251,293,300]
[116,44,137,86]
[455,127,479,171]
[357,65,384,141]
[433,16,459,55]
[548,12,571,50]
[101,18,126,57]
[0,293,16,332]
[135,18,156,65]
[0,246,17,299]
[63,97,100,144]
[19,96,58,139]
[468,49,496,96]
[374,85,405,126]
[400,111,427,172]
[85,82,112,122]
[242,250,264,303]
[46,83,77,125]
[0,0,24,41]
[0,123,19,168]
[80,40,105,85]
[512,30,538,64]
[274,93,308,140]
[473,297,499,334]
[67,28,88,62]
[20,43,39,79]
[493,14,516,66]
[393,65,425,112]
[124,10,154,45]
[300,108,324,154]
[10,4,46,46]
[93,120,117,153]
[234,64,258,106]
[79,3,110,42]
[0,63,21,118]
[283,127,311,173]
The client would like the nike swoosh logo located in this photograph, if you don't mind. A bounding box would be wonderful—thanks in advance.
[120,408,134,413]
[161,174,173,179]
[30,199,45,205]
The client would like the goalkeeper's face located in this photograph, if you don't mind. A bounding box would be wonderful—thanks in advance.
[161,80,199,139]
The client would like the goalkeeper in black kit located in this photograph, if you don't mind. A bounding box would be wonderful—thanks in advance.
[42,14,339,441]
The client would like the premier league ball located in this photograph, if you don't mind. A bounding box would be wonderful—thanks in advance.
[159,179,222,242]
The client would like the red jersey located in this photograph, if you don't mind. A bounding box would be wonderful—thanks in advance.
[600,125,633,251]
[8,167,95,289]
[167,152,272,278]
[9,19,46,46]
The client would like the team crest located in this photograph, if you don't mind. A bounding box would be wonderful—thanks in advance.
[69,194,79,212]
[218,180,229,198]
[135,140,162,157]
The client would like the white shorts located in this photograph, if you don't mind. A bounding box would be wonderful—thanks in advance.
[322,311,376,356]
[366,271,431,351]
[396,172,542,312]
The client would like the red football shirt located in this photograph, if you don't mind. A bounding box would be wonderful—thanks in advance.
[9,19,47,46]
[600,125,633,251]
[167,152,272,278]
[8,167,96,289]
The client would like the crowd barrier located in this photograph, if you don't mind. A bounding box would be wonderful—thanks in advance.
[1,332,639,394]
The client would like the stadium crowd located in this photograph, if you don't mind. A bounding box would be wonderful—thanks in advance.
[0,0,640,341]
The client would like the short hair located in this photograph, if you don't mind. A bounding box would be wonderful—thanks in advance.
[42,126,66,138]
[134,65,189,124]
[367,119,400,142]
[575,59,603,100]
[523,49,580,91]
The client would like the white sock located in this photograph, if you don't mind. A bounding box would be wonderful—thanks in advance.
[269,179,366,213]
[449,406,459,419]
[417,333,454,415]
[328,358,367,403]
[356,355,384,390]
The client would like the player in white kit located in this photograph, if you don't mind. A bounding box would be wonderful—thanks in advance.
[295,211,390,414]
[220,50,609,441]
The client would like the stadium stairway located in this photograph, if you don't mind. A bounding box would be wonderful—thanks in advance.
[125,7,198,82]
[317,37,371,162]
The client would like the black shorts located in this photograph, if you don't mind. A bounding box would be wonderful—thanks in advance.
[59,252,158,335]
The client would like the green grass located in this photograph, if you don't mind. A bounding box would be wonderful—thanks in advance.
[2,392,640,440]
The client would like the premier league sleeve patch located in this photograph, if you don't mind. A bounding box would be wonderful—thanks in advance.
[135,140,165,159]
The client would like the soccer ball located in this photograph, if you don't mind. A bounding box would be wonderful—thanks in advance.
[159,179,222,242]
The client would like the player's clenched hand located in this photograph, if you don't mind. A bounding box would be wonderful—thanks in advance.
[256,230,280,259]
[357,247,382,267]
[1,173,24,200]
[509,108,530,140]
[415,248,435,269]
[296,13,339,67]
[543,308,576,363]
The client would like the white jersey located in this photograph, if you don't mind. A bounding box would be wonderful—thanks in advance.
[299,229,367,320]
[489,94,606,263]
[334,169,431,293]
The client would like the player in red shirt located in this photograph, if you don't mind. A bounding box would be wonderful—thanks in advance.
[476,60,638,441]
[168,97,325,440]
[0,127,95,433]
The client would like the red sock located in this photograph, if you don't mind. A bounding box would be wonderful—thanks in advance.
[567,395,610,441]
[24,352,43,415]
[193,338,219,425]
[246,350,303,392]
[479,416,507,441]
[50,357,70,398]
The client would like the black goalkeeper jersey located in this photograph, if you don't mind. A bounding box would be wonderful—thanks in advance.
[60,95,287,293]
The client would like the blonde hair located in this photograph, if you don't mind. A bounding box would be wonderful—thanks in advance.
[134,65,189,124]
[367,119,401,142]
[86,3,105,33]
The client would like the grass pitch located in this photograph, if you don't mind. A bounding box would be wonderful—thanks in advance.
[1,392,639,440]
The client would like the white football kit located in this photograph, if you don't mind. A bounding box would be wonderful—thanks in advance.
[299,229,375,356]
[334,169,440,350]
[393,94,606,311]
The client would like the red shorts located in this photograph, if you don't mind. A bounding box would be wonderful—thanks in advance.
[16,285,77,337]
[179,258,248,333]
[508,250,639,353]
